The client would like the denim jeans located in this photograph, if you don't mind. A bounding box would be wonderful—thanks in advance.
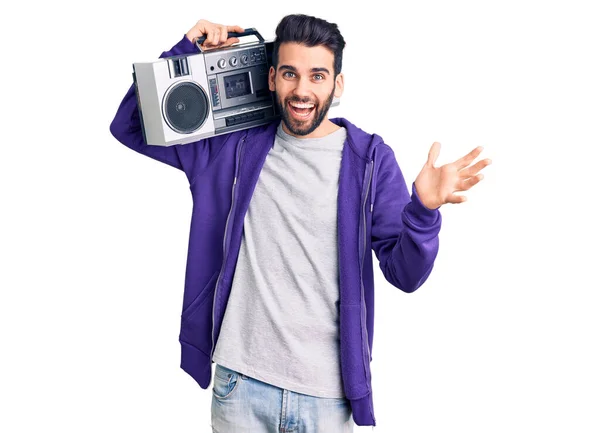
[211,364,354,432]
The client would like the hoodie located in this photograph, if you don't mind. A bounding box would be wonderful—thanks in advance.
[109,34,442,426]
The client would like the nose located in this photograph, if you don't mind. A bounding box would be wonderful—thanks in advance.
[292,76,312,100]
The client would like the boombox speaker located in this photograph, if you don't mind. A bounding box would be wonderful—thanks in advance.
[133,52,217,146]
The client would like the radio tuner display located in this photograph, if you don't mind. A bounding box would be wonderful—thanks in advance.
[224,72,251,99]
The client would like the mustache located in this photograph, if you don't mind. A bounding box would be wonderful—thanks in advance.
[285,96,317,105]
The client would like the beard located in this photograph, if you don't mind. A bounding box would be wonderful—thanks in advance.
[274,85,336,137]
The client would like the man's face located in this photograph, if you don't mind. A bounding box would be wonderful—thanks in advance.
[269,42,344,138]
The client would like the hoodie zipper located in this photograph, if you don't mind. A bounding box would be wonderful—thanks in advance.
[358,153,376,426]
[360,158,375,363]
[210,135,246,359]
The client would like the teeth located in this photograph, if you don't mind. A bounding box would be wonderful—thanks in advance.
[289,102,315,109]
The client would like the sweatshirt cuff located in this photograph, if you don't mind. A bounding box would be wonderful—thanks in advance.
[159,34,201,59]
[180,34,201,52]
[405,182,441,227]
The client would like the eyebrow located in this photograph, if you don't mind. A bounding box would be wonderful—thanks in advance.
[278,64,331,75]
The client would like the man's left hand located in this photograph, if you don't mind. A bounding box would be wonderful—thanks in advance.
[414,142,492,210]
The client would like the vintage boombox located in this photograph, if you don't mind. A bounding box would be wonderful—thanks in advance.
[132,28,339,146]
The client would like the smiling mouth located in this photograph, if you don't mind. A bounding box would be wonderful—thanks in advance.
[287,101,316,119]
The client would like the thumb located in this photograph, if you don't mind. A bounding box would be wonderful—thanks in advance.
[427,142,441,167]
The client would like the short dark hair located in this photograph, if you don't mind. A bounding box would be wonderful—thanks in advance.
[272,14,346,76]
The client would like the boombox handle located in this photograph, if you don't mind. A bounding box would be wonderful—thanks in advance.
[195,28,265,52]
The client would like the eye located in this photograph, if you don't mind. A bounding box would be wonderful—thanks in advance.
[314,74,325,81]
[283,71,296,79]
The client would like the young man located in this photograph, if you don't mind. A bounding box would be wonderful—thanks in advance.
[110,14,490,432]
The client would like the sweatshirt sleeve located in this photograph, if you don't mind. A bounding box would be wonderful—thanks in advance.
[371,144,442,293]
[109,34,212,178]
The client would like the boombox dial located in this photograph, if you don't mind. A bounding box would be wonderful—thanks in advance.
[217,58,227,69]
[241,54,249,65]
[229,57,238,67]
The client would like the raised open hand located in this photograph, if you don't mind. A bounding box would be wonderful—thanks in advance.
[414,142,492,210]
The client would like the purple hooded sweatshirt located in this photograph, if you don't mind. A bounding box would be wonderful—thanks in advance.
[109,35,441,427]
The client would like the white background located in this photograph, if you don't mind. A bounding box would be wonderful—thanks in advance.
[1,0,599,431]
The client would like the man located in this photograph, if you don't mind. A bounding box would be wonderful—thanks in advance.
[110,14,491,432]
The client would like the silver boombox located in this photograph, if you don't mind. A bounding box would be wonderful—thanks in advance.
[132,29,339,146]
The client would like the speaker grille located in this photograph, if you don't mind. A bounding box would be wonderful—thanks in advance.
[163,82,209,133]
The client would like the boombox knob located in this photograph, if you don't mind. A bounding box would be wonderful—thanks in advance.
[241,54,249,65]
[217,58,227,69]
[229,57,238,67]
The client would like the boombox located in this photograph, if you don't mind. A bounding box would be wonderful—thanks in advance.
[132,28,339,146]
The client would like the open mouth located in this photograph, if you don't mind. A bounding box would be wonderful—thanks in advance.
[287,101,316,120]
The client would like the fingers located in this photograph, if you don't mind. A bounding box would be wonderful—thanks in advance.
[219,24,243,47]
[227,25,245,34]
[198,21,243,49]
[454,146,484,170]
[460,158,492,178]
[446,194,467,204]
[460,174,484,191]
[223,37,241,47]
[207,27,222,46]
[427,142,441,167]
[441,146,491,205]
[217,25,228,45]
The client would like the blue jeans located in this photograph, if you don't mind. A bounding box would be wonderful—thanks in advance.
[211,364,354,432]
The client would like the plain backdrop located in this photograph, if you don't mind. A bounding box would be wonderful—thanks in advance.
[1,0,599,432]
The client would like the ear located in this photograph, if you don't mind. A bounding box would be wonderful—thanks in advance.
[334,72,344,98]
[268,66,276,92]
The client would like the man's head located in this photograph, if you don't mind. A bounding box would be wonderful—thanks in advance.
[268,14,346,138]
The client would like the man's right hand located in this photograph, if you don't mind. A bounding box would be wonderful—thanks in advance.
[186,19,245,50]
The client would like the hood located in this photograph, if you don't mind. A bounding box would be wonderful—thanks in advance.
[330,117,383,161]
